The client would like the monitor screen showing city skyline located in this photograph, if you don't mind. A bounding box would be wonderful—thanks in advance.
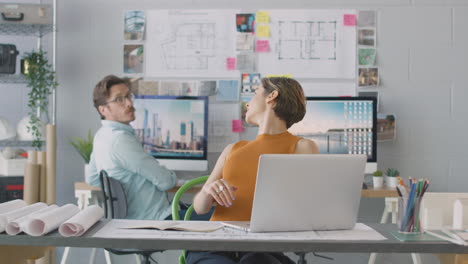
[131,95,208,160]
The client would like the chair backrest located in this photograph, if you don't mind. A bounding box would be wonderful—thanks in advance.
[171,175,209,221]
[99,170,128,219]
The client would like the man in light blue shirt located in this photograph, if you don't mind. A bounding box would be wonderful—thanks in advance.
[86,75,177,220]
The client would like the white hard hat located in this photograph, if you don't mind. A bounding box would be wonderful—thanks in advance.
[0,116,16,140]
[17,116,45,141]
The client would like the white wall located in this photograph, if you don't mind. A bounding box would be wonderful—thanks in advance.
[55,0,468,198]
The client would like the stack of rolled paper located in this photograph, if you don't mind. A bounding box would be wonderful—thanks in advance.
[0,200,104,237]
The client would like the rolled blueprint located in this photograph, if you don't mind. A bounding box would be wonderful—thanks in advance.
[6,205,58,235]
[38,151,47,203]
[59,205,104,237]
[23,163,40,204]
[0,202,47,232]
[0,200,27,214]
[25,204,79,236]
[46,124,56,204]
[27,150,37,164]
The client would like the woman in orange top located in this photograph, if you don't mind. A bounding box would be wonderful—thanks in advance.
[188,77,319,264]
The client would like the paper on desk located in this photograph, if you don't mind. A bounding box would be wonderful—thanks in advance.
[316,223,386,240]
[94,220,386,241]
[59,205,104,237]
[6,205,58,235]
[0,202,48,232]
[25,204,80,236]
[120,220,223,232]
[0,199,27,214]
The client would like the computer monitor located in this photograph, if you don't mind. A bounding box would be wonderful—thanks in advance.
[130,95,208,171]
[288,97,377,174]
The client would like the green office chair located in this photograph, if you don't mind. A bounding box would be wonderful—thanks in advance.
[171,175,209,264]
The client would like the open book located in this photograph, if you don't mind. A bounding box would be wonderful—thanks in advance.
[119,221,223,232]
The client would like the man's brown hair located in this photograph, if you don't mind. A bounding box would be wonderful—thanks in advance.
[93,75,129,119]
[261,77,306,129]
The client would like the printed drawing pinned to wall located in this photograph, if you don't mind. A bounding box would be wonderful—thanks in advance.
[216,80,240,102]
[358,10,376,27]
[359,48,376,66]
[241,73,261,94]
[257,9,356,78]
[236,33,255,51]
[236,53,256,72]
[146,9,238,77]
[236,13,255,33]
[240,95,254,127]
[358,68,379,87]
[124,10,145,41]
[124,45,144,74]
[358,28,376,46]
[377,114,396,142]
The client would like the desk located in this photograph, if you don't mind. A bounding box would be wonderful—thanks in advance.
[74,183,401,263]
[1,221,468,254]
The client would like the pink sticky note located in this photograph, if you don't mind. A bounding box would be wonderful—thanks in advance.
[344,14,356,26]
[255,40,270,52]
[226,57,236,70]
[232,120,243,133]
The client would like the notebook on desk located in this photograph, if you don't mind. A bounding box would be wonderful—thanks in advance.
[222,154,367,233]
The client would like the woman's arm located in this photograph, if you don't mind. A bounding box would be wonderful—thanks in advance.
[193,143,236,215]
[295,138,320,154]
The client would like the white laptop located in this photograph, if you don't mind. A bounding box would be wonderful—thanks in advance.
[222,154,366,233]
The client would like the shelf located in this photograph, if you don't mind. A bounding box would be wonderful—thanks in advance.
[0,74,27,84]
[0,140,43,147]
[0,23,54,36]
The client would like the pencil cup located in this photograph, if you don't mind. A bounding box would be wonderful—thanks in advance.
[398,196,424,234]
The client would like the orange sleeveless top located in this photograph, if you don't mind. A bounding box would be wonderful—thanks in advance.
[210,131,301,221]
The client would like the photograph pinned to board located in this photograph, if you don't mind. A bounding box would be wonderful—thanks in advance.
[358,48,376,66]
[236,33,255,51]
[358,90,380,111]
[236,13,255,33]
[124,10,145,41]
[240,95,254,127]
[134,80,159,96]
[159,81,196,96]
[216,80,240,102]
[236,52,256,72]
[358,28,376,47]
[124,45,144,74]
[358,68,379,87]
[358,10,376,27]
[377,113,396,142]
[241,73,261,94]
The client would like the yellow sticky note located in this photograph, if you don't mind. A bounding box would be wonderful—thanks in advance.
[266,74,293,78]
[256,25,270,38]
[256,11,270,23]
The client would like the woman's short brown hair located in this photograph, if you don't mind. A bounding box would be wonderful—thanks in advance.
[93,75,129,119]
[261,77,306,128]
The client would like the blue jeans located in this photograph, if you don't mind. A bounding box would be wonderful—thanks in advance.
[186,251,294,264]
[165,205,214,221]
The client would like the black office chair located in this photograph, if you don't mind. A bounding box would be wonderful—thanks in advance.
[99,170,161,264]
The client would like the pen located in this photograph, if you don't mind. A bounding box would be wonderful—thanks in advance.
[426,230,468,246]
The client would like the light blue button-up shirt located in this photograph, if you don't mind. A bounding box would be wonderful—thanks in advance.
[87,120,177,220]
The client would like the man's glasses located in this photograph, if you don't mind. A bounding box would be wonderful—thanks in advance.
[104,93,135,105]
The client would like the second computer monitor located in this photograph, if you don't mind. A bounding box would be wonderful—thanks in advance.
[288,97,377,173]
[131,95,208,171]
